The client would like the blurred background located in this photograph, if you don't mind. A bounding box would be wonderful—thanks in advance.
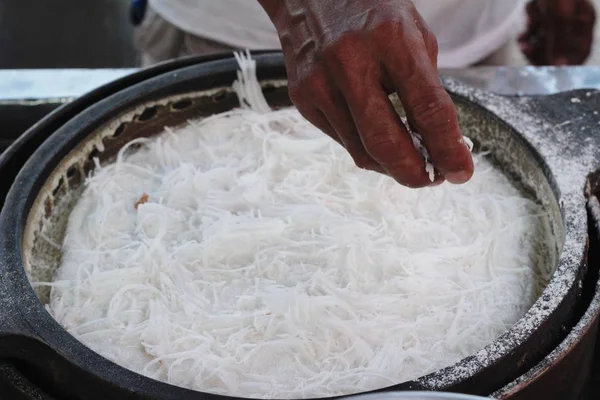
[0,0,136,68]
[1,0,600,69]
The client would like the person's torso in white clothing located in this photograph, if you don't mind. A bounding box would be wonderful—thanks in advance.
[148,0,525,68]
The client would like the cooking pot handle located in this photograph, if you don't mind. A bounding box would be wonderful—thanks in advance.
[0,280,76,396]
[0,278,59,356]
[0,300,169,399]
[0,331,156,399]
[0,261,108,389]
[0,252,84,380]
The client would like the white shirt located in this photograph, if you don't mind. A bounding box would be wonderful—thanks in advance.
[149,0,525,68]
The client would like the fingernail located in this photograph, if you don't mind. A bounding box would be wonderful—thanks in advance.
[446,170,472,184]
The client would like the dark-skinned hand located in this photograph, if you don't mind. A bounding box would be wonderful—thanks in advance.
[257,0,474,188]
[520,0,596,65]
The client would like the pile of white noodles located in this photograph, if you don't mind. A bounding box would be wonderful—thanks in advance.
[41,53,549,398]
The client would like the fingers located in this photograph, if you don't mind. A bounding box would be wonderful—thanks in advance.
[376,24,473,184]
[323,39,440,188]
[283,34,384,174]
[344,81,439,188]
[318,93,388,174]
[413,12,439,68]
[290,70,386,174]
[293,101,341,146]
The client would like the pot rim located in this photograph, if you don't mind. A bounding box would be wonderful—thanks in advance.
[0,53,589,399]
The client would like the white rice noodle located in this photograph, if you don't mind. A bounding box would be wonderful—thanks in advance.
[41,52,548,399]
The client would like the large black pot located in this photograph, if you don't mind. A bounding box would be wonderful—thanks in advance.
[0,53,597,399]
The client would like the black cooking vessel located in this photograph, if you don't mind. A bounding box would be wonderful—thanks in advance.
[0,53,596,399]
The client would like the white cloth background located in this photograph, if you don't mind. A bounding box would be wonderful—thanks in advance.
[149,0,525,68]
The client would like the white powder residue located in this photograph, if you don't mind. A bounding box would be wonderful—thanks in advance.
[494,194,600,398]
[432,78,595,390]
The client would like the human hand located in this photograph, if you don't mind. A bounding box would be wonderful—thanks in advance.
[519,0,596,65]
[257,0,474,188]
